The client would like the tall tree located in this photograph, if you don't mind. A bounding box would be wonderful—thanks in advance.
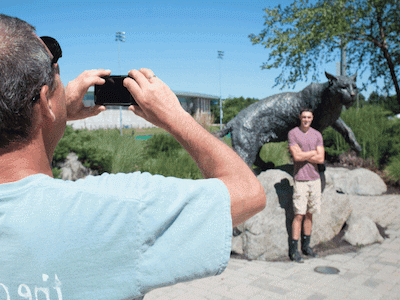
[249,0,400,105]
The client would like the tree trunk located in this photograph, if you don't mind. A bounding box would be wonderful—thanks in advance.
[375,6,400,106]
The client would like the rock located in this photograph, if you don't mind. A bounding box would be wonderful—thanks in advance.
[234,168,351,261]
[311,184,351,247]
[59,152,96,181]
[241,170,294,260]
[325,167,387,196]
[343,213,384,246]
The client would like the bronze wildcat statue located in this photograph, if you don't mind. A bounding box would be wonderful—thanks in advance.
[215,72,362,168]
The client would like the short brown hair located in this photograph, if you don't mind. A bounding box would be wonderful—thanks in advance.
[299,108,314,116]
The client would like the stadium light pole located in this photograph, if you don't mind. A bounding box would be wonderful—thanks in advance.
[116,31,125,136]
[218,51,224,130]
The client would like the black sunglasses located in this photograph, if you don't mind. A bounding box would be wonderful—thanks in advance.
[32,37,62,102]
[40,36,62,64]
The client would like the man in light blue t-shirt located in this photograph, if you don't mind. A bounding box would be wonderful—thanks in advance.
[0,14,265,300]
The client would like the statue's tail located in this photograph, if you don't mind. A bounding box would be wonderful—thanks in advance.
[214,123,232,138]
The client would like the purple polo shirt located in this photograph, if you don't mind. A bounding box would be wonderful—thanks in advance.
[288,126,323,181]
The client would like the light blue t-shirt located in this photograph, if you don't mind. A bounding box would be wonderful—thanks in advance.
[0,172,232,300]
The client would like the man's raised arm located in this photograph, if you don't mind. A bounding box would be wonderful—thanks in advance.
[124,68,266,227]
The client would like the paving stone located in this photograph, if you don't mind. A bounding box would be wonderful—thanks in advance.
[143,195,400,300]
[306,293,328,300]
[363,278,383,288]
[347,286,385,300]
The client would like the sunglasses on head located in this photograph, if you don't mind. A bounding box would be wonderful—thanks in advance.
[40,36,62,64]
[32,36,62,102]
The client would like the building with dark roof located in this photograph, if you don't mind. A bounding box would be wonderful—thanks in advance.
[83,91,219,117]
[68,90,219,130]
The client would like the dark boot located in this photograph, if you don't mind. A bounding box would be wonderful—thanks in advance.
[289,239,303,263]
[301,234,317,257]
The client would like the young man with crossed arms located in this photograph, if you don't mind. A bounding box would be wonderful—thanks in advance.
[288,108,325,262]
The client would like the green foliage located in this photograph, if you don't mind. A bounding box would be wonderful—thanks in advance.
[385,155,400,183]
[212,96,259,124]
[211,102,221,124]
[109,134,144,173]
[54,128,202,179]
[322,127,349,159]
[259,142,291,167]
[323,105,399,167]
[222,97,259,124]
[141,149,203,179]
[141,133,202,179]
[145,133,182,158]
[249,0,400,103]
[53,126,144,174]
[52,167,62,179]
[367,92,400,115]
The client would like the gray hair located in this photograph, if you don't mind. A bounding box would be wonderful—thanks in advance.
[0,14,57,148]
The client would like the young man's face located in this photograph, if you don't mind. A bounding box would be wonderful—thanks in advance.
[299,111,313,129]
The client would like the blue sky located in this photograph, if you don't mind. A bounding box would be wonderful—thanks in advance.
[3,0,369,100]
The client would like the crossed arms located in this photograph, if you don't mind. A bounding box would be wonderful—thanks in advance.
[289,144,325,164]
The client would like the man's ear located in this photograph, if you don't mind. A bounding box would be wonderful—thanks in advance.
[39,85,56,122]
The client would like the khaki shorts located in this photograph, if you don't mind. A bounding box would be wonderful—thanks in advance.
[293,179,321,215]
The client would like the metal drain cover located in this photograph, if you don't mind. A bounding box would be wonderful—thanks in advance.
[314,266,340,274]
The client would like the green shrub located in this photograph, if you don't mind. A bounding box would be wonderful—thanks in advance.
[110,135,144,173]
[385,155,400,184]
[145,133,182,158]
[259,142,291,167]
[53,127,143,174]
[52,167,62,179]
[322,105,396,167]
[141,133,202,179]
[141,149,202,179]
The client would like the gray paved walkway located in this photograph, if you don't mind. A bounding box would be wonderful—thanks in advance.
[144,195,400,300]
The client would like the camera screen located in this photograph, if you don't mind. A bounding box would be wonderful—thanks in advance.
[94,76,137,106]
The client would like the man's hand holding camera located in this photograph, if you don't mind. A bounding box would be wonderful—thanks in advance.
[123,68,188,130]
[65,69,111,121]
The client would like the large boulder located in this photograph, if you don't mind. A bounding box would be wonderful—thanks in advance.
[233,168,351,261]
[343,213,384,246]
[325,167,387,195]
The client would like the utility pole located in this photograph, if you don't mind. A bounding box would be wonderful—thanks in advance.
[116,31,125,136]
[218,50,224,130]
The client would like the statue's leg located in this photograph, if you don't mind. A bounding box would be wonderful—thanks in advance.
[331,118,362,153]
[231,129,258,167]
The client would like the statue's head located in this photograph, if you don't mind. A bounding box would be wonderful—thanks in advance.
[325,72,358,109]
